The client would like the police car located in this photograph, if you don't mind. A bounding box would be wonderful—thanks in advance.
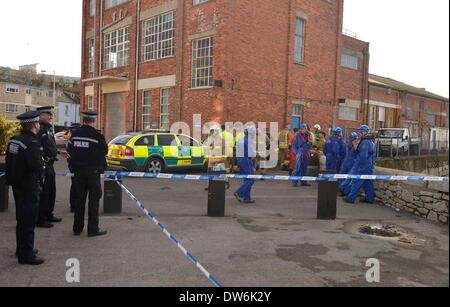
[107,131,206,173]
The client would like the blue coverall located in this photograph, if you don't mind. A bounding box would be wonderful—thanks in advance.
[346,137,376,204]
[338,138,348,173]
[292,132,312,186]
[235,135,256,201]
[339,142,358,194]
[323,135,341,171]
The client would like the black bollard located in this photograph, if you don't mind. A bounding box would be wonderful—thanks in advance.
[207,172,226,217]
[0,163,8,212]
[317,170,338,220]
[104,178,122,214]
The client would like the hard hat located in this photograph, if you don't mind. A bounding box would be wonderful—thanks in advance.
[350,132,358,140]
[247,125,257,135]
[358,125,371,133]
[333,127,343,135]
[314,124,321,130]
[300,124,308,129]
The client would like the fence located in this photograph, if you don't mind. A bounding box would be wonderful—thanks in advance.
[376,138,449,159]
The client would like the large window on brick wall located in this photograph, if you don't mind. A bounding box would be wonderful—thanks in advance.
[105,0,127,9]
[90,0,96,16]
[427,114,437,127]
[160,88,170,130]
[142,90,152,130]
[87,96,94,111]
[88,39,95,73]
[191,37,214,88]
[104,27,129,70]
[339,106,358,121]
[294,18,305,64]
[142,12,175,62]
[341,53,359,70]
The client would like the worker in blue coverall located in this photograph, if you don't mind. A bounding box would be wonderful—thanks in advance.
[234,125,257,204]
[292,124,312,187]
[323,128,342,172]
[339,132,359,195]
[344,125,376,204]
[337,130,348,173]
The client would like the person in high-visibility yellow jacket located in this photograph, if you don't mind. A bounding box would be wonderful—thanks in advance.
[221,125,235,171]
[279,126,291,169]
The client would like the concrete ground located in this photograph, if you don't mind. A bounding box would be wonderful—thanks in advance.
[0,160,448,287]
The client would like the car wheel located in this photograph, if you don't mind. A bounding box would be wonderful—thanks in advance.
[146,158,165,174]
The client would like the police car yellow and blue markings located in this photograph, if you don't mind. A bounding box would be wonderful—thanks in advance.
[107,133,205,170]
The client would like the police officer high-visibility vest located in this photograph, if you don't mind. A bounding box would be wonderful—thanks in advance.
[221,130,235,158]
[279,129,290,150]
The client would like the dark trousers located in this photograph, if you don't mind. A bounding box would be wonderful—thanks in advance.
[235,158,256,201]
[70,177,76,212]
[72,170,102,234]
[39,164,56,223]
[13,186,40,261]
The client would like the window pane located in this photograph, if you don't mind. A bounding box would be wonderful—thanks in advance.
[157,135,176,146]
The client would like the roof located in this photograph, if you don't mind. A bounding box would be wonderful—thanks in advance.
[369,74,449,102]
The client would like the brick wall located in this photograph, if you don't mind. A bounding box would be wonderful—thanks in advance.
[82,0,358,137]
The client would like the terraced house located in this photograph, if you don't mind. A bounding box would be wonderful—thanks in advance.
[81,0,447,142]
[0,66,81,126]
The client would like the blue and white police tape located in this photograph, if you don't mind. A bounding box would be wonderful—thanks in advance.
[100,171,449,182]
[116,180,222,288]
[2,171,448,182]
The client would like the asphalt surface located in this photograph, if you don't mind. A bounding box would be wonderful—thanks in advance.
[0,159,448,287]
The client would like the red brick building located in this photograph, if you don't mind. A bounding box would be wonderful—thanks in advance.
[81,0,373,140]
[368,74,449,140]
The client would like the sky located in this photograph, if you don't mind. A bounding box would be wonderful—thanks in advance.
[0,0,448,97]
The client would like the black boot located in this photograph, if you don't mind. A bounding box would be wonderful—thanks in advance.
[88,229,108,238]
[18,256,45,266]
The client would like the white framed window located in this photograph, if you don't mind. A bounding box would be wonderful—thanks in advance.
[88,38,95,73]
[294,18,305,64]
[193,0,209,5]
[142,90,152,129]
[105,0,127,9]
[6,104,18,113]
[25,106,32,112]
[90,0,96,16]
[36,90,44,97]
[87,96,94,110]
[369,105,376,130]
[160,88,170,130]
[341,53,359,70]
[65,105,70,116]
[142,12,175,62]
[191,37,214,88]
[378,106,386,128]
[25,88,32,95]
[5,84,19,94]
[339,106,358,121]
[427,114,437,127]
[104,27,130,70]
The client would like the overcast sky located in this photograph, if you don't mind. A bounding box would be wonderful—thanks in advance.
[0,0,448,97]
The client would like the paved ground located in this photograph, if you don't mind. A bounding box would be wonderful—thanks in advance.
[0,160,448,287]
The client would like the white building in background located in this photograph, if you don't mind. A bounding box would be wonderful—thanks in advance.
[0,65,80,126]
[58,100,80,127]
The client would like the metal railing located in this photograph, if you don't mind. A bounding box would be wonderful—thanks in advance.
[376,138,449,158]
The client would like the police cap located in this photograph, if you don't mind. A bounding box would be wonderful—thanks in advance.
[82,111,98,119]
[17,111,41,124]
[37,106,55,114]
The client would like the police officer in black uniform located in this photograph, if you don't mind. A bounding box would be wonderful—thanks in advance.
[67,111,108,237]
[64,124,81,213]
[6,111,45,265]
[36,106,62,228]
